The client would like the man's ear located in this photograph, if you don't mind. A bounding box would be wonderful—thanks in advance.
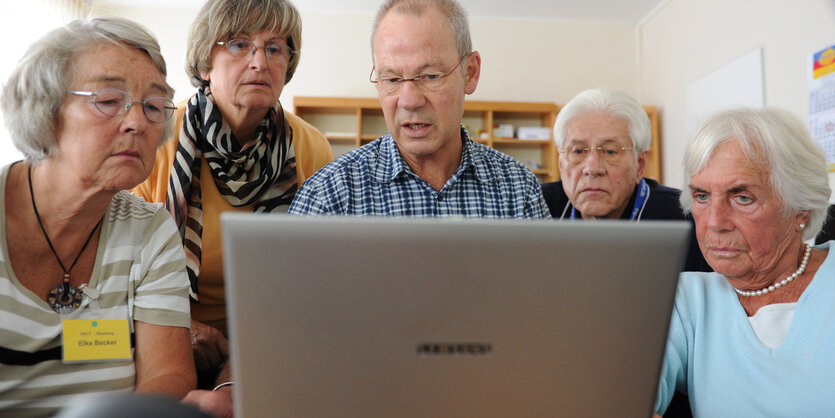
[463,51,481,95]
[635,150,648,183]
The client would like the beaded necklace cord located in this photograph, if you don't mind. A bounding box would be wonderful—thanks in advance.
[28,166,102,313]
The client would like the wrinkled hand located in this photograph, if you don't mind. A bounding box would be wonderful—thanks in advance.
[190,319,229,374]
[183,388,234,418]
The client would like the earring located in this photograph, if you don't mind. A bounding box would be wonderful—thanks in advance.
[799,223,806,230]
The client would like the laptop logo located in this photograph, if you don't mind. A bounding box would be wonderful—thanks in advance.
[417,343,493,356]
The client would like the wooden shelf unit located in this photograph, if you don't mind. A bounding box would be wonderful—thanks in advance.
[642,106,662,184]
[294,97,662,184]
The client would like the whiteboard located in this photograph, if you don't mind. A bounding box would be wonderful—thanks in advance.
[684,47,765,138]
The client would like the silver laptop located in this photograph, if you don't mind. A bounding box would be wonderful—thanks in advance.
[221,214,690,417]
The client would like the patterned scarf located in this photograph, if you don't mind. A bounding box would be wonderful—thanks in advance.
[165,86,296,300]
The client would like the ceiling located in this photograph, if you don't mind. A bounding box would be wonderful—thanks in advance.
[95,0,666,24]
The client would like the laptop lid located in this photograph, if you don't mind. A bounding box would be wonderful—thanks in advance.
[222,214,689,417]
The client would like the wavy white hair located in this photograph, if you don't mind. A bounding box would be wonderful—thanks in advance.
[679,107,830,241]
[553,88,651,155]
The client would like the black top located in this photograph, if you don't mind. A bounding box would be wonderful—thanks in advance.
[541,178,711,272]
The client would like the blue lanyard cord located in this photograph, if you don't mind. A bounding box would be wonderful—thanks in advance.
[566,178,650,221]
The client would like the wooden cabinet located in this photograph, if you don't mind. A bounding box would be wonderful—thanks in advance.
[642,106,662,183]
[294,97,662,184]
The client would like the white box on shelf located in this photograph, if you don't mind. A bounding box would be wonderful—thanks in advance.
[517,126,552,140]
[324,131,357,139]
[493,124,514,138]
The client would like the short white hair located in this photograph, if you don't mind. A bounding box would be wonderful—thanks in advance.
[372,0,472,61]
[1,16,173,163]
[553,88,651,154]
[680,107,830,241]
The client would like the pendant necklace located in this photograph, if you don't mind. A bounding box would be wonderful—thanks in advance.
[28,166,102,313]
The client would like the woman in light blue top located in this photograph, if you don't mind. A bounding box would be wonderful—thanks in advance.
[654,107,835,417]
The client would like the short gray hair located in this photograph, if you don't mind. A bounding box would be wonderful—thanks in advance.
[186,0,303,87]
[680,107,830,241]
[371,0,472,61]
[1,16,173,163]
[553,88,652,155]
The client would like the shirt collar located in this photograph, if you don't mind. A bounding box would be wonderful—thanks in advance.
[371,132,408,183]
[372,126,495,185]
[564,181,643,220]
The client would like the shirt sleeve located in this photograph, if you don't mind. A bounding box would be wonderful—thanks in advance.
[133,207,191,328]
[289,179,334,215]
[291,118,334,184]
[654,300,689,415]
[131,139,177,204]
[525,174,550,219]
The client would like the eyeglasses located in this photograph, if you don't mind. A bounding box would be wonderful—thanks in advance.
[559,144,634,165]
[217,39,295,62]
[370,55,468,95]
[68,88,176,123]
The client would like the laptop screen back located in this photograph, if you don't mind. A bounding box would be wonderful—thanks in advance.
[222,215,689,417]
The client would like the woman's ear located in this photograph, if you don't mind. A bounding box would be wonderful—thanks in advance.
[797,210,811,232]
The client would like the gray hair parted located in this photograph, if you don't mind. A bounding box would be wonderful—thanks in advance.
[679,107,830,241]
[1,16,173,163]
[371,0,473,61]
[186,0,303,87]
[553,88,652,155]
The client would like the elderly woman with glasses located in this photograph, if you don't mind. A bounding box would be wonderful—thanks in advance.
[133,0,332,414]
[0,17,195,415]
[653,107,835,416]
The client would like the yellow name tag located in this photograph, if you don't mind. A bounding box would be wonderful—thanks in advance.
[62,319,132,363]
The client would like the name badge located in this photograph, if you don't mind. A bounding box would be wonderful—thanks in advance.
[62,319,132,363]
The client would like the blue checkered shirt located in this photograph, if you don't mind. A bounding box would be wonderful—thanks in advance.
[289,129,549,218]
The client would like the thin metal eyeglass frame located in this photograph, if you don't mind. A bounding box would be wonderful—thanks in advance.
[67,89,176,123]
[216,40,295,61]
[559,145,635,165]
[369,54,468,93]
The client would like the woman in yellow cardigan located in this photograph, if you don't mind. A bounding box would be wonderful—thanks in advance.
[133,0,332,415]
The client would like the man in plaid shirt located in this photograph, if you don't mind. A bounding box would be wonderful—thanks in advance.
[289,0,547,219]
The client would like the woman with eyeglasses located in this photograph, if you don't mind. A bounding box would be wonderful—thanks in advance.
[132,0,332,415]
[0,17,196,415]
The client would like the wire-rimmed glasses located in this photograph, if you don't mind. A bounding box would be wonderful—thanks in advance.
[559,144,635,165]
[216,39,295,62]
[370,54,468,95]
[68,88,176,123]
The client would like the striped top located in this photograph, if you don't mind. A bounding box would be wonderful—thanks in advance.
[0,164,191,417]
[288,128,549,218]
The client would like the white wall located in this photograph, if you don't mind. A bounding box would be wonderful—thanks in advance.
[102,9,638,108]
[468,18,636,102]
[287,13,638,103]
[0,1,73,166]
[639,0,835,191]
[5,2,831,189]
[0,5,636,170]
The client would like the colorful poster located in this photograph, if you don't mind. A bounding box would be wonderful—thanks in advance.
[813,46,835,80]
[809,44,835,171]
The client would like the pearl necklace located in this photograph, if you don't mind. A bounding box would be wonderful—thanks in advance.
[734,245,812,297]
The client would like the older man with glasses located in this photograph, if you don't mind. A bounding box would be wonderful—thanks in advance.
[542,88,710,270]
[289,0,548,218]
[541,88,708,418]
